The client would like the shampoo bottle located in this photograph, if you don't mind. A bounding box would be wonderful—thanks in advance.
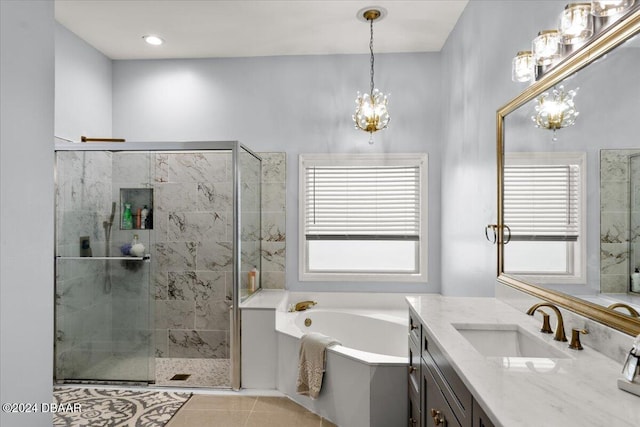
[632,268,640,293]
[136,208,142,229]
[248,266,258,293]
[122,203,133,230]
[141,205,149,229]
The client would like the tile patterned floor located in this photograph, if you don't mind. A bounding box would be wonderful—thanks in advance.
[155,358,230,388]
[166,394,338,427]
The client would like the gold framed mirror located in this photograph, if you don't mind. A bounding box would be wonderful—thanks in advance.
[497,8,640,336]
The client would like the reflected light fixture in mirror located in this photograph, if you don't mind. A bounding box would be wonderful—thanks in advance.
[512,51,534,82]
[513,1,636,84]
[560,3,594,44]
[591,0,636,17]
[353,8,390,145]
[531,85,579,141]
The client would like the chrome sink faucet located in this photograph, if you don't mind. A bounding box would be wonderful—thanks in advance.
[526,303,567,342]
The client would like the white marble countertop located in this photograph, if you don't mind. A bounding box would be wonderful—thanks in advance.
[406,295,640,427]
[239,289,286,309]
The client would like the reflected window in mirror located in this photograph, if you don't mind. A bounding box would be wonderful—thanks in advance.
[504,152,586,284]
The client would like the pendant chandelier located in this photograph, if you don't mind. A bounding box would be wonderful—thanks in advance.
[353,8,390,145]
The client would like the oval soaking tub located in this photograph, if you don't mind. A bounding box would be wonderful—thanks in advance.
[275,292,409,427]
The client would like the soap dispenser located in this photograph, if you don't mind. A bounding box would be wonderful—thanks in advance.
[632,268,640,293]
[130,234,145,257]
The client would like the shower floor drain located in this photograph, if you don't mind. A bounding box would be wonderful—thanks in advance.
[170,374,191,381]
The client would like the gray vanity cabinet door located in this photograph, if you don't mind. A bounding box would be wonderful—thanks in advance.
[472,400,495,427]
[422,358,462,427]
[409,381,421,427]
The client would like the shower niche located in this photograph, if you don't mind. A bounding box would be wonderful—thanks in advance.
[119,188,153,230]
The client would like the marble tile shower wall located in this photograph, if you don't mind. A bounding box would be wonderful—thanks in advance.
[153,152,233,359]
[600,149,640,293]
[55,151,114,378]
[152,151,286,359]
[260,153,286,289]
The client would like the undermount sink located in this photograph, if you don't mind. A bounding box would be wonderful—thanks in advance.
[453,323,571,359]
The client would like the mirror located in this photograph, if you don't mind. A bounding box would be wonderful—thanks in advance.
[498,8,640,336]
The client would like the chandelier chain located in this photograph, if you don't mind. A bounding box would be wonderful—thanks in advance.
[369,17,375,96]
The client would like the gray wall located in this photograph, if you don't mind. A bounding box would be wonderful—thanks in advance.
[440,0,565,296]
[1,1,54,426]
[112,53,442,293]
[55,23,113,141]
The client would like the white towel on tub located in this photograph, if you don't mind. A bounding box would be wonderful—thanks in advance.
[296,332,341,399]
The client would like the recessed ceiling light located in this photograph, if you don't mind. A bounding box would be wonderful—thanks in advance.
[142,35,164,46]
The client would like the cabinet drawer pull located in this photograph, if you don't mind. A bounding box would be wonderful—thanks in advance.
[409,417,418,425]
[430,409,446,426]
[408,365,417,374]
[410,323,419,331]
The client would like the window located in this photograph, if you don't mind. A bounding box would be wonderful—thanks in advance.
[503,152,586,283]
[299,154,428,282]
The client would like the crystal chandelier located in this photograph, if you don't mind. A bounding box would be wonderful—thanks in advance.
[532,85,580,141]
[353,9,389,144]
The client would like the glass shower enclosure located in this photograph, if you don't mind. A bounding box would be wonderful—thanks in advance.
[54,141,261,390]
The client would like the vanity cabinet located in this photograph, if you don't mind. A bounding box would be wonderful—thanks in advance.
[409,308,495,427]
[408,310,422,426]
[472,400,495,427]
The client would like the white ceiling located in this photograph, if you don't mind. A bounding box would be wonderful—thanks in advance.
[55,0,468,60]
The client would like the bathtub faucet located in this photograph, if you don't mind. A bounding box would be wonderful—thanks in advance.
[292,300,317,312]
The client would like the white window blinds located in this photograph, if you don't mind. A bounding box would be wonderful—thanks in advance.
[504,164,580,241]
[304,165,420,240]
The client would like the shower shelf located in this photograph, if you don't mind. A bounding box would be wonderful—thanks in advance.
[56,255,150,261]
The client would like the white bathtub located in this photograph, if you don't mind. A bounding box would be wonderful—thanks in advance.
[275,292,409,427]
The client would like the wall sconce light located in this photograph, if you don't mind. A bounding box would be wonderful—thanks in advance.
[532,30,562,66]
[512,1,637,84]
[559,3,594,44]
[531,85,580,141]
[353,8,390,145]
[591,0,635,17]
[512,51,534,82]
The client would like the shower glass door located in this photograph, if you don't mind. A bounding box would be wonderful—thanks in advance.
[55,150,154,383]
